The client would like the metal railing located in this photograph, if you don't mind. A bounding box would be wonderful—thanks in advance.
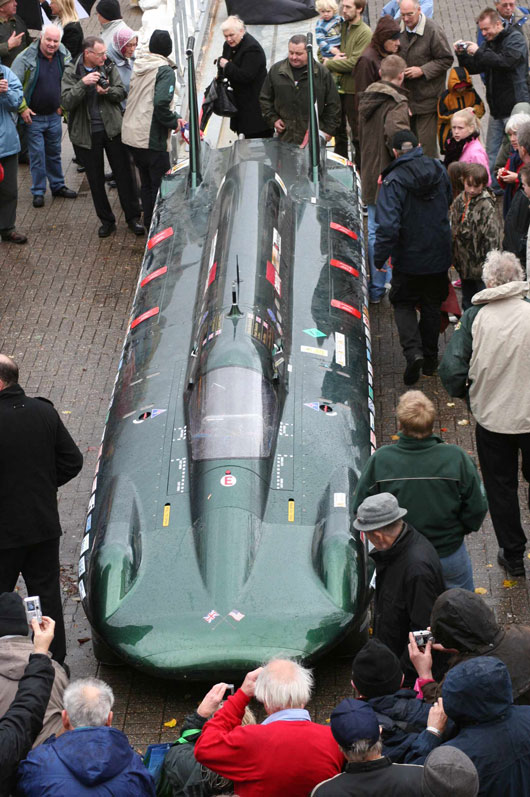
[172,0,211,101]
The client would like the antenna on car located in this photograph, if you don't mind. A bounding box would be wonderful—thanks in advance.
[186,37,202,190]
[228,256,243,319]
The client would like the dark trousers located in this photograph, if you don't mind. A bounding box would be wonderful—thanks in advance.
[389,270,449,361]
[128,146,169,232]
[334,93,359,167]
[0,538,66,663]
[461,278,485,311]
[74,131,140,225]
[476,423,530,559]
[0,153,18,234]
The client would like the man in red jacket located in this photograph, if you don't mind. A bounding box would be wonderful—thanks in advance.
[194,658,345,796]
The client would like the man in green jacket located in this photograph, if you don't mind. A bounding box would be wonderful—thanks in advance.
[259,33,341,146]
[353,390,488,591]
[61,35,143,238]
[323,0,371,162]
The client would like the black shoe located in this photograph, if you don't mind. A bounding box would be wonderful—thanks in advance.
[423,356,439,376]
[107,179,117,188]
[104,171,114,182]
[403,355,424,386]
[98,222,116,238]
[498,549,525,577]
[1,230,28,244]
[128,219,145,236]
[76,165,86,173]
[52,186,77,199]
[32,195,44,208]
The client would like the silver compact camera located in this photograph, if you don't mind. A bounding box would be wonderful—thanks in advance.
[24,595,43,625]
[455,40,469,53]
[412,629,434,647]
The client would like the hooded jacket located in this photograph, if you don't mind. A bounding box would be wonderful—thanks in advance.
[458,25,530,119]
[0,636,68,747]
[450,188,501,280]
[437,66,485,153]
[260,58,341,145]
[374,147,452,274]
[353,15,401,98]
[121,52,179,152]
[358,80,410,205]
[17,725,156,796]
[438,657,530,796]
[439,281,530,433]
[430,588,530,703]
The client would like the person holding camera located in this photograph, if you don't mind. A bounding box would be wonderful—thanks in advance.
[61,34,144,238]
[454,8,530,193]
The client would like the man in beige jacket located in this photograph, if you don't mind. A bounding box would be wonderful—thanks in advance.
[439,250,530,579]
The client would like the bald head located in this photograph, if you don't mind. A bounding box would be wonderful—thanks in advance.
[254,658,313,713]
[0,355,18,390]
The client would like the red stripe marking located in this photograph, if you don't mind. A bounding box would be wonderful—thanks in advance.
[330,221,358,240]
[130,306,159,329]
[331,259,359,278]
[207,262,217,286]
[147,227,173,250]
[140,266,167,287]
[331,299,361,318]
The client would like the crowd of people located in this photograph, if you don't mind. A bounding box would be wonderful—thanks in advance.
[2,0,530,793]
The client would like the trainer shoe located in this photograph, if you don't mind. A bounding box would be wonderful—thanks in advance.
[498,549,525,577]
[403,355,424,386]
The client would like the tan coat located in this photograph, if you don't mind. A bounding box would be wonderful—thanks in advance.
[0,636,68,746]
[399,14,453,115]
[358,80,410,205]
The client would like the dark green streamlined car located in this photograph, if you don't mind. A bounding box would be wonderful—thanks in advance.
[78,137,375,678]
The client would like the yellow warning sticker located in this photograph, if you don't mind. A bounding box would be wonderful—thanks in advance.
[288,499,295,522]
[300,345,328,357]
[163,504,171,527]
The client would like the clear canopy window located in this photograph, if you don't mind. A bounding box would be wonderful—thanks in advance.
[189,366,279,460]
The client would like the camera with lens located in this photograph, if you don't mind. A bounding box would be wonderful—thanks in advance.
[97,65,110,89]
[412,629,434,648]
[455,40,469,53]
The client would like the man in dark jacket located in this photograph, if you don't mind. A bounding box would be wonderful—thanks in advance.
[0,0,29,69]
[0,354,83,664]
[503,132,530,265]
[61,35,144,238]
[218,15,272,139]
[259,33,341,145]
[17,676,156,795]
[353,390,487,590]
[358,54,410,303]
[311,698,425,795]
[456,8,530,191]
[428,657,530,796]
[122,30,182,233]
[353,493,445,679]
[374,129,452,385]
[351,639,445,763]
[0,616,56,797]
[426,588,530,705]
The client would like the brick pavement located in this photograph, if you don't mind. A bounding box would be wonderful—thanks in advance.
[0,0,529,753]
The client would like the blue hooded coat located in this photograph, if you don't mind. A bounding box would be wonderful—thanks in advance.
[0,66,23,159]
[440,657,530,796]
[16,725,155,796]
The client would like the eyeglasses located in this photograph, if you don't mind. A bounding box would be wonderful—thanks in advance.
[87,48,106,56]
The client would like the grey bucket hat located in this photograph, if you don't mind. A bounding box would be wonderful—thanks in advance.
[353,493,407,532]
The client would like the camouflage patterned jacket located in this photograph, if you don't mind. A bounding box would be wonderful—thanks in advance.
[450,188,502,280]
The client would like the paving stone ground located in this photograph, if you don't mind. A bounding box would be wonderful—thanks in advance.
[1,0,529,751]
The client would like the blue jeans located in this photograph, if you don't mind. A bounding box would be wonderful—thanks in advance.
[486,116,508,194]
[367,204,391,300]
[26,112,65,196]
[440,541,474,591]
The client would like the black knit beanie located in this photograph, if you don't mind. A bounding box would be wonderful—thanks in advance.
[0,592,29,637]
[95,0,121,21]
[352,639,403,698]
[149,29,172,57]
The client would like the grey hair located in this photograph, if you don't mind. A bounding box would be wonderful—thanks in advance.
[41,23,63,40]
[516,121,530,154]
[254,659,313,710]
[342,738,383,762]
[221,15,245,32]
[482,250,524,287]
[63,677,114,728]
[505,113,530,134]
[397,0,421,7]
[379,518,404,535]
